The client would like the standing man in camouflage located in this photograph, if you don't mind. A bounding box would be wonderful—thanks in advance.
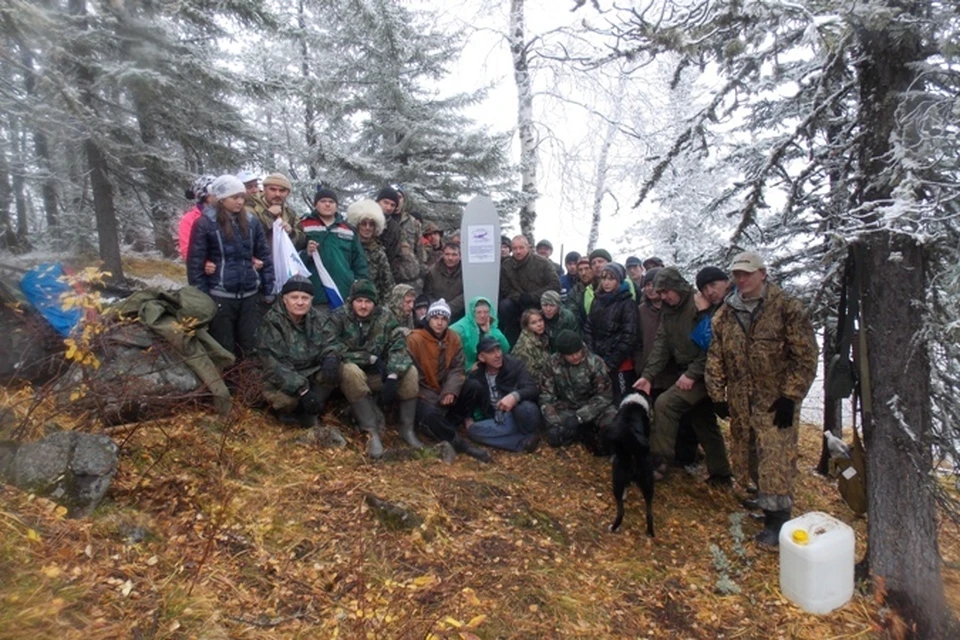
[539,330,616,453]
[633,267,733,485]
[377,185,425,291]
[246,173,305,248]
[706,251,817,548]
[499,235,562,345]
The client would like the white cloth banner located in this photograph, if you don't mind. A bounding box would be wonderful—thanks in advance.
[272,218,310,294]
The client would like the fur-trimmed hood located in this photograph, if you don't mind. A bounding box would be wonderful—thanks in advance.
[346,198,386,236]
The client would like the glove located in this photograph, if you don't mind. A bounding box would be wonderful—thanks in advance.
[562,414,582,433]
[298,388,324,415]
[713,401,730,420]
[769,397,795,429]
[380,377,399,406]
[519,292,537,308]
[320,355,340,386]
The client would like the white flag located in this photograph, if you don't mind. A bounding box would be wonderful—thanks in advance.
[272,218,309,294]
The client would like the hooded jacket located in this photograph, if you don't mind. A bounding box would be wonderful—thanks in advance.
[387,284,416,331]
[640,267,705,381]
[187,206,274,298]
[450,296,510,370]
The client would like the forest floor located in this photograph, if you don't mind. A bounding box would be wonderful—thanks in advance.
[1,256,959,639]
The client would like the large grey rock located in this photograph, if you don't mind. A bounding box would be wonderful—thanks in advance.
[1,431,118,517]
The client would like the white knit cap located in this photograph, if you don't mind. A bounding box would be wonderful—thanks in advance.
[427,298,451,319]
[210,174,246,201]
[236,169,258,184]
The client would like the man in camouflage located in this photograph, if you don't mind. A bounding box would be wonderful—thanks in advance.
[246,172,305,248]
[633,267,733,485]
[706,251,818,548]
[539,330,616,453]
[257,275,339,429]
[499,235,562,345]
[318,280,419,458]
[377,185,426,291]
[422,221,444,269]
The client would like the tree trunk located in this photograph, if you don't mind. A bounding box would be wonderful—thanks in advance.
[854,7,949,635]
[134,95,176,257]
[509,0,537,240]
[299,0,318,182]
[9,123,29,240]
[817,323,842,475]
[19,44,58,229]
[587,75,627,254]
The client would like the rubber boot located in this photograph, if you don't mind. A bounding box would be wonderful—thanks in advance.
[755,509,791,549]
[452,435,492,463]
[351,396,384,459]
[398,398,425,449]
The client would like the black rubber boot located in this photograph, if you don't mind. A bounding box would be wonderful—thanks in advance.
[452,435,492,463]
[755,509,791,549]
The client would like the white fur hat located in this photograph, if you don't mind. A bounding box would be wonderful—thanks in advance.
[346,198,386,236]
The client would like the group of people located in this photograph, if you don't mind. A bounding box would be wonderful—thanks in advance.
[178,171,819,548]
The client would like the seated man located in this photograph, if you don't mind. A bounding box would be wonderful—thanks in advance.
[406,300,490,462]
[539,330,616,453]
[460,336,541,453]
[319,280,419,458]
[257,275,335,427]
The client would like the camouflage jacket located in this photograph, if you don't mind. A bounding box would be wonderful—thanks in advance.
[385,212,426,289]
[510,329,551,387]
[539,351,614,426]
[245,193,306,249]
[544,306,581,352]
[321,303,412,377]
[256,302,327,395]
[361,237,395,302]
[705,282,818,417]
[500,253,562,303]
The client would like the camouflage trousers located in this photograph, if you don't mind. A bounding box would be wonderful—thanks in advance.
[337,363,419,403]
[729,407,799,511]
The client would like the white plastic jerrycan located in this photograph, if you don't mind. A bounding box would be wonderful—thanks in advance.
[779,511,855,614]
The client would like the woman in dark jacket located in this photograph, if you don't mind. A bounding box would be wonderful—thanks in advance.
[584,262,638,402]
[188,174,274,359]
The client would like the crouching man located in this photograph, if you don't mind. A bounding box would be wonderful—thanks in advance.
[458,336,541,453]
[319,280,419,458]
[406,300,491,462]
[539,330,615,453]
[257,275,335,427]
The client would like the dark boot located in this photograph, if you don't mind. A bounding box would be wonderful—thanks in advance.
[351,396,384,458]
[452,435,492,463]
[755,509,791,548]
[398,399,424,449]
[741,497,762,510]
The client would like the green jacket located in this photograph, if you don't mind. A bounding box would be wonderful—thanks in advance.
[641,268,704,382]
[361,237,395,302]
[539,351,614,426]
[256,301,327,395]
[321,301,412,377]
[450,296,510,370]
[246,193,306,249]
[544,306,581,352]
[299,212,369,306]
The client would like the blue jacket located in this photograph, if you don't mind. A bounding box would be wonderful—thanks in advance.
[187,206,274,298]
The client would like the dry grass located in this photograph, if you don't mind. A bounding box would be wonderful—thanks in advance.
[3,396,958,639]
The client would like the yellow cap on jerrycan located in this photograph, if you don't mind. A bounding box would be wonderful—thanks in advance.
[791,529,809,546]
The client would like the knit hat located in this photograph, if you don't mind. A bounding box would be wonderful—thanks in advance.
[653,266,691,293]
[695,266,729,292]
[375,185,400,206]
[564,251,581,264]
[729,251,766,273]
[188,174,216,203]
[536,239,553,251]
[314,184,338,204]
[210,174,245,201]
[350,279,378,304]
[541,290,561,307]
[501,235,511,248]
[237,169,258,184]
[577,256,591,267]
[422,222,442,237]
[281,274,314,296]
[414,293,431,310]
[477,336,501,354]
[555,330,585,355]
[600,262,626,282]
[589,248,613,263]
[625,256,642,268]
[427,298,452,319]
[262,173,292,191]
[641,267,661,287]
